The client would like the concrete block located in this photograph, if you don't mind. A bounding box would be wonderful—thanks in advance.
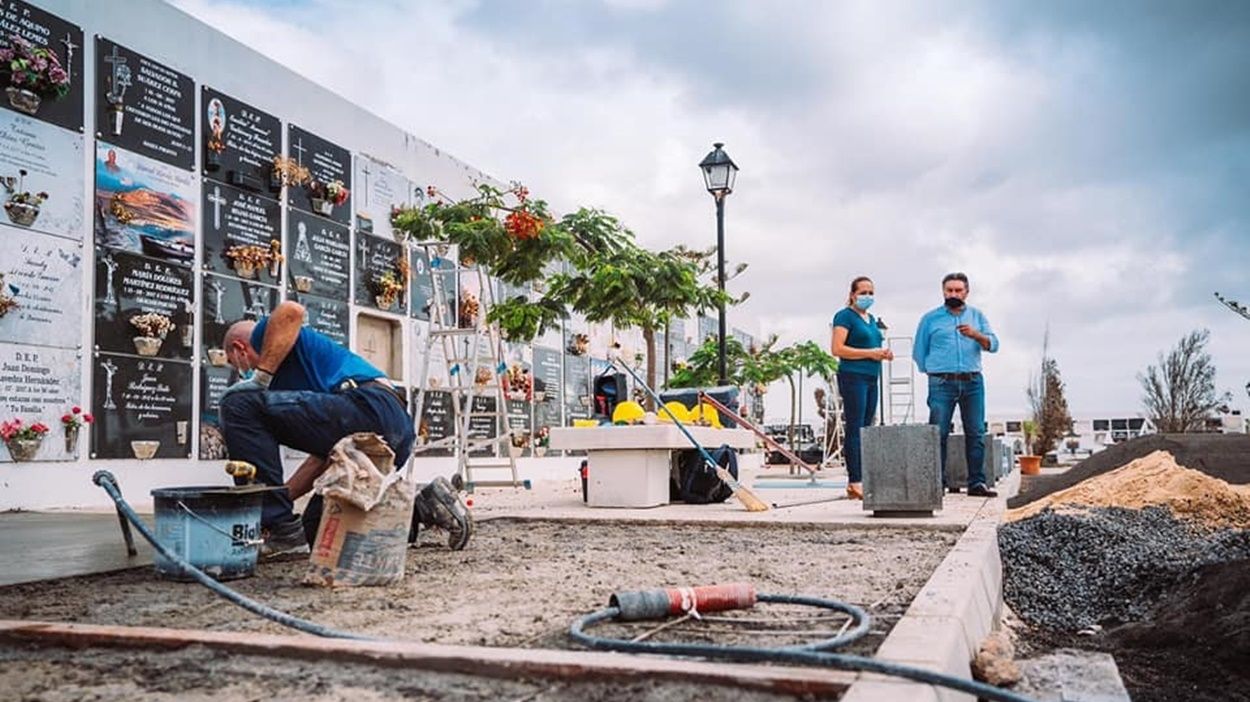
[862,425,942,514]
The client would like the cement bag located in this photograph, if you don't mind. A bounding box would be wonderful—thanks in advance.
[304,432,416,587]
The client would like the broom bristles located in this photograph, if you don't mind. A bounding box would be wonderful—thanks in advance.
[715,466,770,512]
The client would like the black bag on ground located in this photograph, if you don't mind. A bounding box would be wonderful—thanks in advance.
[671,444,738,504]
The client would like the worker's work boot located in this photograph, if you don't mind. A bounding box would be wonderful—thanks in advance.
[410,476,473,550]
[261,514,310,558]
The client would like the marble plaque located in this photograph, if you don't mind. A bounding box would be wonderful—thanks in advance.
[0,342,81,462]
[0,110,84,240]
[409,245,433,321]
[353,153,410,239]
[95,37,195,170]
[93,247,194,360]
[564,353,591,422]
[0,2,85,132]
[286,207,349,301]
[533,345,563,438]
[90,352,192,459]
[201,86,281,191]
[0,226,82,348]
[201,181,281,280]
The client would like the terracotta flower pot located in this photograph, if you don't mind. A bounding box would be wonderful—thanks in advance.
[6,437,41,461]
[1019,455,1042,475]
[6,87,40,115]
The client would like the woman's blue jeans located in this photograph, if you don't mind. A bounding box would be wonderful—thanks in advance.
[837,371,878,484]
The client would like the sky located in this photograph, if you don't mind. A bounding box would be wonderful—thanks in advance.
[172,0,1250,420]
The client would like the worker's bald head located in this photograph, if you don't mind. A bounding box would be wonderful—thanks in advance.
[223,320,259,373]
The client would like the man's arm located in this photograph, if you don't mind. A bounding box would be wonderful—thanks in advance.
[286,454,327,501]
[257,300,305,373]
[957,310,998,352]
[913,313,930,374]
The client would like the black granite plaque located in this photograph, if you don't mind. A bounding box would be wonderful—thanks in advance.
[198,364,232,460]
[354,232,406,313]
[95,37,194,170]
[285,207,349,301]
[0,1,84,131]
[466,395,497,457]
[506,399,532,457]
[93,247,194,360]
[286,290,349,347]
[533,346,563,448]
[201,87,280,190]
[201,180,281,279]
[201,273,278,359]
[417,389,453,457]
[287,124,350,225]
[409,245,433,321]
[90,352,192,459]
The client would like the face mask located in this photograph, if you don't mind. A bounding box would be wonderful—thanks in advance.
[944,296,965,310]
[855,295,874,311]
[231,349,255,380]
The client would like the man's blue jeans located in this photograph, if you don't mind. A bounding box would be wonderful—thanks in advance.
[220,385,415,526]
[926,374,987,489]
[837,371,878,484]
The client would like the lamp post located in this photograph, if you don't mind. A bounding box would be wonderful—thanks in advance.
[698,142,739,386]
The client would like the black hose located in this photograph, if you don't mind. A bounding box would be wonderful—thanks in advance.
[570,596,1038,702]
[92,471,370,641]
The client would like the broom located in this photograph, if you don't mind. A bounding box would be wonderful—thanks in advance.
[611,361,769,512]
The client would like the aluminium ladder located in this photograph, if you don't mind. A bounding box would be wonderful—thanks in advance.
[411,246,529,491]
[884,336,917,425]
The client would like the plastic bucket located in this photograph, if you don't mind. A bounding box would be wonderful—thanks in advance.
[150,485,273,581]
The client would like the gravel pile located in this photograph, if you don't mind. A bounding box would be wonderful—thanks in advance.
[999,506,1250,630]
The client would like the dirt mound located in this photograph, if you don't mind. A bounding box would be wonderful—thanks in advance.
[1006,450,1250,528]
[1009,433,1250,508]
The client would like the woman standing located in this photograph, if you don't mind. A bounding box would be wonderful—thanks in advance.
[830,276,893,499]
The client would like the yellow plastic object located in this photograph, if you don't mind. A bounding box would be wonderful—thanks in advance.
[658,401,691,424]
[692,402,724,428]
[573,419,599,428]
[611,400,645,424]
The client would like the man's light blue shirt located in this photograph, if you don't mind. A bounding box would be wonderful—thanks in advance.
[913,305,999,374]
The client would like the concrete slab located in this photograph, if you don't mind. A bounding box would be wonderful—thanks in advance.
[0,511,153,586]
[1015,649,1132,702]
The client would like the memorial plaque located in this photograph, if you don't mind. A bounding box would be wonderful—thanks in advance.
[0,2,84,132]
[94,141,196,266]
[412,320,449,389]
[90,352,192,459]
[286,290,349,346]
[286,208,349,301]
[409,245,433,321]
[698,314,717,343]
[198,364,232,460]
[502,341,533,402]
[95,37,194,170]
[0,110,84,240]
[287,124,350,225]
[533,345,562,452]
[417,389,453,457]
[506,399,532,457]
[0,227,82,348]
[0,342,81,462]
[201,273,278,358]
[201,87,280,190]
[94,247,194,360]
[565,354,591,448]
[353,153,409,239]
[201,181,281,279]
[354,232,406,313]
[466,395,497,457]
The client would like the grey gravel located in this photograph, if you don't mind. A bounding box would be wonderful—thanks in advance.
[999,506,1250,630]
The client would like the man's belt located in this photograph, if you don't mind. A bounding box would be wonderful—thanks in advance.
[336,377,406,406]
[932,372,980,381]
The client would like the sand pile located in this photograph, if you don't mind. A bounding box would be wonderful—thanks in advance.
[1007,450,1250,528]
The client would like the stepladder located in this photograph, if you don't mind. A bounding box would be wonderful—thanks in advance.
[411,247,530,492]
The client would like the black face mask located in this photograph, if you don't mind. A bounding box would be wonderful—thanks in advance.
[944,296,965,310]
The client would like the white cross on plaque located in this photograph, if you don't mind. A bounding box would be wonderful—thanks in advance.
[292,136,307,166]
[360,161,372,207]
[207,186,226,230]
[60,33,78,80]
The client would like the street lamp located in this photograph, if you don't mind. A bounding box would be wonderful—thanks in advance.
[698,142,739,386]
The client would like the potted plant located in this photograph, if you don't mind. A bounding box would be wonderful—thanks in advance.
[1,170,48,227]
[306,179,349,216]
[225,243,273,279]
[1019,419,1042,475]
[0,273,18,318]
[269,155,310,193]
[60,406,92,454]
[1,417,50,461]
[129,312,174,356]
[0,35,71,116]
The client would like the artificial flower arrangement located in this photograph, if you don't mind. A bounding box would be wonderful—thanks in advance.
[0,34,71,115]
[270,155,311,189]
[371,255,410,309]
[458,289,481,328]
[60,405,93,430]
[567,333,590,357]
[225,240,281,279]
[130,311,174,339]
[1,169,49,227]
[306,179,349,215]
[1,417,50,460]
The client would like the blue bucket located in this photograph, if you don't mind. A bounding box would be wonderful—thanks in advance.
[150,485,274,581]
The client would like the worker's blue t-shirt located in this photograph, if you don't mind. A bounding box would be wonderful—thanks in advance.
[832,307,883,377]
[251,317,384,392]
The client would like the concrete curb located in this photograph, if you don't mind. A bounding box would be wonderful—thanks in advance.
[841,489,1008,702]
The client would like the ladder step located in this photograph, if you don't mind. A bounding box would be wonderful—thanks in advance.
[465,479,532,491]
[466,460,516,468]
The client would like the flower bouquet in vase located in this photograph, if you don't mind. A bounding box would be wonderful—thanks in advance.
[0,170,48,227]
[60,406,93,454]
[1,417,50,461]
[0,34,71,116]
[307,179,349,216]
[130,312,174,356]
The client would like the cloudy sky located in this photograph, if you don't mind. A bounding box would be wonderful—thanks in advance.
[173,0,1249,419]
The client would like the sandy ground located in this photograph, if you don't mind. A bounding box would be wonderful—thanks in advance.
[0,519,954,654]
[0,643,840,702]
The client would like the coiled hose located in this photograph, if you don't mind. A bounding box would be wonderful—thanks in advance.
[92,470,370,640]
[571,593,1038,702]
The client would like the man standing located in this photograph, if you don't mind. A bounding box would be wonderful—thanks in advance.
[220,300,471,555]
[913,273,999,498]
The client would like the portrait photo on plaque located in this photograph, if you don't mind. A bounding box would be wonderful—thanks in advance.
[286,290,349,347]
[0,226,82,349]
[285,207,349,301]
[95,37,195,170]
[354,232,408,314]
[287,124,351,225]
[94,141,196,266]
[0,342,82,462]
[93,247,194,361]
[353,153,410,239]
[90,352,192,460]
[0,110,84,239]
[201,86,280,191]
[201,273,278,362]
[0,2,84,132]
[201,180,281,281]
